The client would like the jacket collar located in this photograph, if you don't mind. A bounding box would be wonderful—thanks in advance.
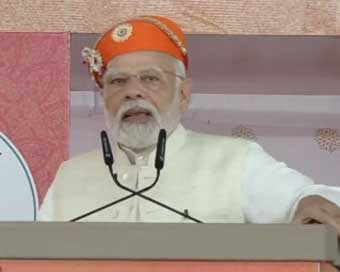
[114,123,187,166]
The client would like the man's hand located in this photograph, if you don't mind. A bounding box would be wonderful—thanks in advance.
[292,195,340,236]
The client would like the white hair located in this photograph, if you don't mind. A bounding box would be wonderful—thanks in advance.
[174,58,186,91]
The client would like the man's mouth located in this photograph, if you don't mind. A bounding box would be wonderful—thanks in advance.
[122,108,153,123]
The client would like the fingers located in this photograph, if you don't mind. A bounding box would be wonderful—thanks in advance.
[292,207,340,236]
[314,207,340,236]
[324,215,340,235]
[292,216,314,224]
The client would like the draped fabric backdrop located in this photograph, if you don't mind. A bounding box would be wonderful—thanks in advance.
[0,33,70,203]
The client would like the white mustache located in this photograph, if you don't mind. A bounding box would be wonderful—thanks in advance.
[116,100,161,124]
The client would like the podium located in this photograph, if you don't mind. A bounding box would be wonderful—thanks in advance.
[0,223,339,271]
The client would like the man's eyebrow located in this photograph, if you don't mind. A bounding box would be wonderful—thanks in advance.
[103,65,168,80]
[103,70,126,81]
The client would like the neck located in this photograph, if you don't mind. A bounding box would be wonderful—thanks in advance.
[119,143,156,155]
[118,143,156,165]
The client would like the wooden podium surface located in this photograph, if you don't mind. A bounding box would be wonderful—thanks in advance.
[0,223,339,271]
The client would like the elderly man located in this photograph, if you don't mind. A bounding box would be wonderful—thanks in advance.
[39,16,340,235]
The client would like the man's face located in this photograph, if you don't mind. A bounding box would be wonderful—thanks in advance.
[102,51,191,150]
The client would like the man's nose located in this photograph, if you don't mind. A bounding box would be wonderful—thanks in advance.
[124,76,145,100]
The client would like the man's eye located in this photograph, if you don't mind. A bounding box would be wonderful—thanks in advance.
[110,78,127,85]
[141,75,160,82]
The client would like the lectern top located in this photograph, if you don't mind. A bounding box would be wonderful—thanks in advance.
[0,223,338,266]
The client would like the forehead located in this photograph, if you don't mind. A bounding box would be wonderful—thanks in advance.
[106,51,177,72]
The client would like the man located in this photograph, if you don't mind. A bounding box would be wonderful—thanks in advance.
[39,16,340,235]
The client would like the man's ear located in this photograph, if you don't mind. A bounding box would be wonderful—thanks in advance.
[179,78,192,112]
[96,79,106,98]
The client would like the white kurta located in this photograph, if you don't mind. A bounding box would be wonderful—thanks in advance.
[39,124,340,223]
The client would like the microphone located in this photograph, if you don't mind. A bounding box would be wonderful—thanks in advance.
[100,131,114,166]
[155,129,166,170]
[70,129,203,223]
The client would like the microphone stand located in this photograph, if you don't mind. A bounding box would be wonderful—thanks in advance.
[108,166,203,223]
[70,170,161,222]
[70,130,203,223]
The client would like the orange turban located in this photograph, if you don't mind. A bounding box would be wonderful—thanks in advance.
[82,16,188,88]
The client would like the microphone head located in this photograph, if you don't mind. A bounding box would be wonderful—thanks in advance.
[155,129,166,170]
[100,130,114,166]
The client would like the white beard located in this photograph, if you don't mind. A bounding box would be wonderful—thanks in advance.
[105,95,181,150]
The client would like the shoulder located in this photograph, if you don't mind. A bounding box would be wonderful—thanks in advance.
[56,149,105,177]
[61,149,102,168]
[177,128,266,166]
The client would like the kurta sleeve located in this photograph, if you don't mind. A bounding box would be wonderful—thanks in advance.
[242,142,340,223]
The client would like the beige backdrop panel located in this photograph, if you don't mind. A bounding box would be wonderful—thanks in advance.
[1,0,339,34]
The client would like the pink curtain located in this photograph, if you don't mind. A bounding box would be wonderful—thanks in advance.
[0,32,70,203]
